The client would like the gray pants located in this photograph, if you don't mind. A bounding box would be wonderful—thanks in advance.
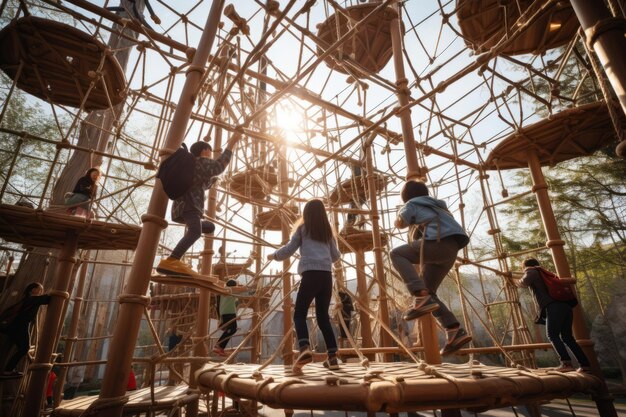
[171,211,215,259]
[390,236,461,328]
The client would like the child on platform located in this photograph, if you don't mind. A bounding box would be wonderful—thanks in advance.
[267,199,341,371]
[513,258,590,372]
[157,131,241,277]
[65,167,100,217]
[391,181,472,355]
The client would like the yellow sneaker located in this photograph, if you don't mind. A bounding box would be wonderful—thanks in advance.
[156,258,194,277]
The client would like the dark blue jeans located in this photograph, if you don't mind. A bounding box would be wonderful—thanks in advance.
[171,211,215,259]
[545,301,590,366]
[217,314,237,349]
[294,270,337,355]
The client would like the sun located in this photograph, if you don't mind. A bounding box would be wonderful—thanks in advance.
[272,100,306,141]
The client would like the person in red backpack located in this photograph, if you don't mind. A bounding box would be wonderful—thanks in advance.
[157,130,242,277]
[515,258,590,372]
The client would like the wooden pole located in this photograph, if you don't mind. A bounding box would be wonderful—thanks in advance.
[22,232,78,417]
[355,250,374,361]
[364,139,392,360]
[570,0,626,157]
[527,150,617,417]
[53,251,90,406]
[278,144,293,365]
[92,2,225,416]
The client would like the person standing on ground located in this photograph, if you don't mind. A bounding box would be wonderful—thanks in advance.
[157,130,242,277]
[268,199,342,371]
[390,181,472,355]
[513,258,590,372]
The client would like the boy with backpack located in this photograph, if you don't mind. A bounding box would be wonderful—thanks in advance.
[514,258,590,372]
[157,129,242,277]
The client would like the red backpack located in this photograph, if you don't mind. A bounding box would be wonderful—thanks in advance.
[534,267,577,302]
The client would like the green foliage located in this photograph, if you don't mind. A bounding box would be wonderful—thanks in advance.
[0,74,69,204]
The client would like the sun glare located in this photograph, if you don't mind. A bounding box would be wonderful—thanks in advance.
[273,101,306,141]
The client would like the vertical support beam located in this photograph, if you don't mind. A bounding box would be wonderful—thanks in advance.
[355,250,374,360]
[363,139,392,360]
[22,232,78,417]
[527,151,617,417]
[389,0,440,365]
[570,0,626,156]
[278,145,293,364]
[92,2,225,416]
[389,1,426,181]
[53,251,90,406]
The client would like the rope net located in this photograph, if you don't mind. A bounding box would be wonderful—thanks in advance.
[0,0,623,415]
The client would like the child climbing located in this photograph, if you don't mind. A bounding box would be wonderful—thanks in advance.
[213,279,240,357]
[390,181,472,355]
[64,167,100,217]
[157,130,241,277]
[267,199,341,372]
[513,258,590,372]
[0,282,51,377]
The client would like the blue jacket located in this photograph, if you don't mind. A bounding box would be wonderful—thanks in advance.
[398,196,469,246]
[272,225,341,274]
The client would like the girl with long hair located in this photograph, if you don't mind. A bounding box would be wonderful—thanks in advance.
[64,167,100,217]
[268,199,341,372]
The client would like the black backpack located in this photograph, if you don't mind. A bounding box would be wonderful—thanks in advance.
[156,144,196,200]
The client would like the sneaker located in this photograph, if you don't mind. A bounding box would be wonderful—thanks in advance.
[323,356,340,370]
[291,347,313,372]
[156,258,194,277]
[554,361,575,372]
[403,295,440,321]
[212,346,228,357]
[440,327,472,355]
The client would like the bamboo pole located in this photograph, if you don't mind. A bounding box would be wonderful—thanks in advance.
[53,251,90,406]
[570,0,626,157]
[364,138,392,360]
[355,249,374,361]
[22,232,78,417]
[91,2,225,416]
[527,150,617,417]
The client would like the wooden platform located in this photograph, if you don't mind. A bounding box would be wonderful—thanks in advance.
[328,174,387,206]
[338,230,387,254]
[151,274,229,295]
[0,16,126,110]
[456,0,579,56]
[484,101,622,170]
[0,204,141,250]
[229,167,278,202]
[212,260,254,279]
[196,361,602,413]
[316,2,397,76]
[51,385,198,416]
[255,206,299,231]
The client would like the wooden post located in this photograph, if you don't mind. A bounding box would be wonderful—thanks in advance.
[53,251,90,406]
[388,0,441,366]
[92,2,226,416]
[527,150,617,417]
[278,144,293,364]
[570,0,626,156]
[363,139,392,360]
[355,250,374,360]
[22,232,78,417]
